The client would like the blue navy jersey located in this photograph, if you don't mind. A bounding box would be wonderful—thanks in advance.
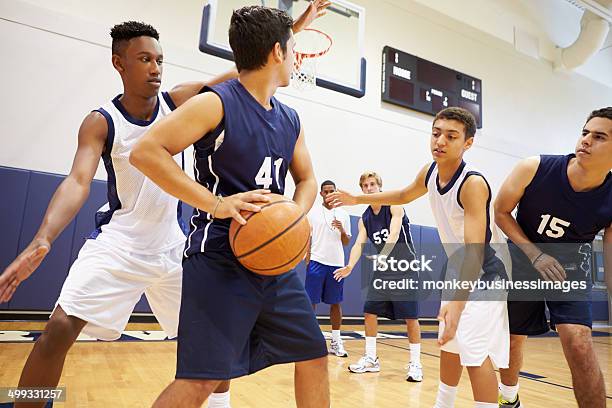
[362,205,415,255]
[184,79,301,257]
[517,154,612,245]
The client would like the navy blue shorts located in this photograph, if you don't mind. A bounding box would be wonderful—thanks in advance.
[508,300,592,335]
[363,300,419,320]
[305,260,344,305]
[176,251,328,380]
[507,244,593,335]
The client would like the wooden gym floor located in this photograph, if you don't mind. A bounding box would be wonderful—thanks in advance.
[1,322,611,407]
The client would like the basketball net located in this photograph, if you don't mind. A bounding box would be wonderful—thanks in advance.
[292,28,333,91]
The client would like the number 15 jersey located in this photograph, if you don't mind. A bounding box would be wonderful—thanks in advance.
[516,154,612,245]
[184,79,301,257]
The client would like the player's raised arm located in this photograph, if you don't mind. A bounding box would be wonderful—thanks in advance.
[168,71,238,108]
[292,0,331,33]
[327,164,430,208]
[168,0,331,107]
[289,126,318,214]
[0,112,107,302]
[130,92,270,224]
[334,219,368,281]
[494,156,566,281]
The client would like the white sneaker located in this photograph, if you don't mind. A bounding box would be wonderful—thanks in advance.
[406,361,423,382]
[348,355,380,373]
[329,339,348,357]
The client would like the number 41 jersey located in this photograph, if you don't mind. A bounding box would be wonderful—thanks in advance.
[184,79,301,257]
[516,154,612,245]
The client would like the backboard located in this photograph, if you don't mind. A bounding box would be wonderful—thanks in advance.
[199,0,366,98]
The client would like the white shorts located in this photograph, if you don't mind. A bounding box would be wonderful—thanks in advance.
[56,239,182,341]
[438,300,509,368]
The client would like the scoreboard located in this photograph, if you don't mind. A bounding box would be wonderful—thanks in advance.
[381,46,483,128]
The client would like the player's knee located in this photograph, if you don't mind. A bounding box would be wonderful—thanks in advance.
[296,356,328,373]
[564,335,595,369]
[183,379,221,395]
[568,338,593,359]
[38,315,79,354]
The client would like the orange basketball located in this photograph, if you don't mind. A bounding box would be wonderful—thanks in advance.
[229,194,311,276]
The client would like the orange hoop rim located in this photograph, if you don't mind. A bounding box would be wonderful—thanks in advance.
[293,28,333,64]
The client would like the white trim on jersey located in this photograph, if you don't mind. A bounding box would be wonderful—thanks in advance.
[401,224,417,259]
[185,149,202,257]
[200,134,223,253]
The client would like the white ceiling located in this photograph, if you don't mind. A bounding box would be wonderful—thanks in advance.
[404,0,612,87]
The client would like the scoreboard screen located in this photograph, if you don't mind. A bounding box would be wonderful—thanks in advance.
[381,46,483,128]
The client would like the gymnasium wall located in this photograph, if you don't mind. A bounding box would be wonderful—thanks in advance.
[1,1,610,317]
[2,0,611,226]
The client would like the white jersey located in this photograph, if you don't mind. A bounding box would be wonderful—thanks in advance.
[308,205,351,267]
[425,161,510,369]
[425,161,504,245]
[91,92,186,254]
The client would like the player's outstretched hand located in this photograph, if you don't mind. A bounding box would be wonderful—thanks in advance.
[0,238,50,303]
[214,189,271,225]
[293,0,332,33]
[532,252,566,282]
[333,266,352,282]
[437,301,465,346]
[326,189,357,208]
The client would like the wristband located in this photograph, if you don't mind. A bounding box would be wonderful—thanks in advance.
[211,195,224,219]
[531,251,545,266]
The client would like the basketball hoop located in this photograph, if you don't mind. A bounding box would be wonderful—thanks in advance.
[292,28,333,90]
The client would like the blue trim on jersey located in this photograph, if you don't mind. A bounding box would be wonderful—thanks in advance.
[457,171,483,209]
[425,162,436,187]
[456,171,492,243]
[457,171,493,244]
[90,108,121,239]
[436,161,466,195]
[111,94,160,126]
[162,91,177,111]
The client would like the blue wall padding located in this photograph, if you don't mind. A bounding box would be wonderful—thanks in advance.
[0,166,31,309]
[9,171,76,310]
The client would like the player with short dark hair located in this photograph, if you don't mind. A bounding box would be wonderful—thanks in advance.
[327,107,510,408]
[496,107,612,408]
[131,5,331,407]
[0,4,329,407]
[305,179,352,357]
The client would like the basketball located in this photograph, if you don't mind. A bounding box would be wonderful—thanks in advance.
[229,193,311,276]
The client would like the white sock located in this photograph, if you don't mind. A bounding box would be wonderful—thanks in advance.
[433,382,457,408]
[207,391,231,408]
[409,343,421,364]
[332,329,341,342]
[474,403,497,408]
[499,382,519,401]
[365,336,377,359]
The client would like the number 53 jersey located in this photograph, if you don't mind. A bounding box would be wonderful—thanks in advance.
[184,79,301,257]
